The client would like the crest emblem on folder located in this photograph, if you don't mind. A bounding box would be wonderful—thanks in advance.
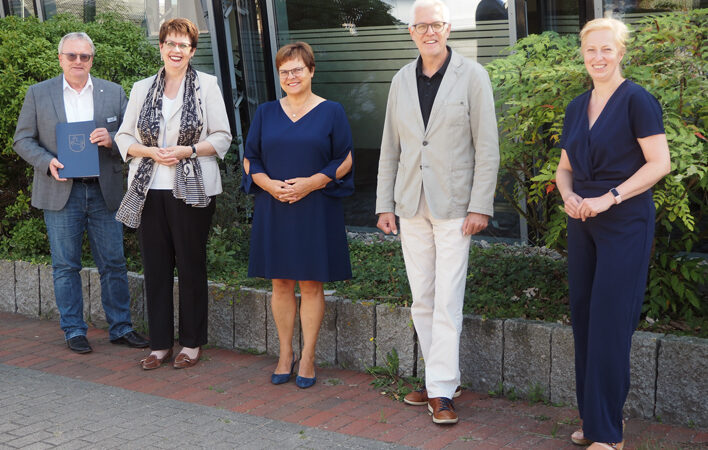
[68,134,86,152]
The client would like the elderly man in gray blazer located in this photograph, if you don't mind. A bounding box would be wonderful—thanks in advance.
[376,0,500,424]
[13,32,148,354]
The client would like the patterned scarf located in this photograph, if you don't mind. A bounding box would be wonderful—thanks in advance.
[116,65,210,228]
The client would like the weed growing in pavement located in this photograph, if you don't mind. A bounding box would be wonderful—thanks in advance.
[533,415,551,422]
[488,381,504,397]
[207,386,225,394]
[506,387,519,401]
[558,417,580,426]
[489,381,562,406]
[550,422,559,438]
[238,347,265,355]
[324,378,342,386]
[366,348,422,402]
[378,409,387,423]
[526,383,548,404]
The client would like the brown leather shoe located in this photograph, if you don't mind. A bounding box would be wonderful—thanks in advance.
[428,397,458,424]
[404,386,462,406]
[140,348,173,370]
[173,348,202,369]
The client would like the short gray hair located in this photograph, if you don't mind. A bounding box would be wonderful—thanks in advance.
[58,32,95,55]
[409,0,451,26]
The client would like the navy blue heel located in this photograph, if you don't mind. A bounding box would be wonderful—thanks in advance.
[295,371,317,389]
[271,356,297,385]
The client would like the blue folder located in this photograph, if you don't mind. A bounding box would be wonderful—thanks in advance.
[56,120,99,178]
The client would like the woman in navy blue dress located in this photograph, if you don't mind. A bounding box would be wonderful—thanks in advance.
[242,42,353,389]
[555,18,670,448]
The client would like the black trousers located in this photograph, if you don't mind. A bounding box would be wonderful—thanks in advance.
[138,190,215,350]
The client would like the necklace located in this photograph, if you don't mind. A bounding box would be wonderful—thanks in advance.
[285,94,313,118]
[592,78,625,103]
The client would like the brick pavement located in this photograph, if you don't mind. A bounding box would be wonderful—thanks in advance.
[1,312,706,449]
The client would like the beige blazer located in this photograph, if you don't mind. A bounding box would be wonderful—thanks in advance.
[375,51,500,219]
[115,70,232,196]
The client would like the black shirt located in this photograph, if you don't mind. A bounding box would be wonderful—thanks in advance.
[416,46,452,129]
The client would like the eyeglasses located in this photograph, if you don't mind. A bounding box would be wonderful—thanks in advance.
[163,40,192,51]
[278,66,306,79]
[61,52,93,62]
[411,21,448,34]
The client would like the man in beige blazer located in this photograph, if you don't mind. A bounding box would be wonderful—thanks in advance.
[375,0,500,425]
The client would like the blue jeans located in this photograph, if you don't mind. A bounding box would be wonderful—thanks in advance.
[44,181,133,341]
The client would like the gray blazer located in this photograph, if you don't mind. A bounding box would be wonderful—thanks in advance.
[13,75,128,211]
[375,51,500,219]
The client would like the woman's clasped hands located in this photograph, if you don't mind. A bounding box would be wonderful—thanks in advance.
[148,146,191,166]
[266,177,316,204]
[564,192,615,221]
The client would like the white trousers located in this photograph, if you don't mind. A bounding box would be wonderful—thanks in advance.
[399,194,471,399]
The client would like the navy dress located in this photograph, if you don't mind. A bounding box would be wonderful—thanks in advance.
[242,100,354,282]
[560,80,664,443]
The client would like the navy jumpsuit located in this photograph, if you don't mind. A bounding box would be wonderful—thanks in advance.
[559,80,664,443]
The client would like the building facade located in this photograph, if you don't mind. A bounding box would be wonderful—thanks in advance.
[2,0,704,237]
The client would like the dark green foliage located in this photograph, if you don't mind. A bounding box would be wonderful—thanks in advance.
[0,217,50,260]
[0,13,161,248]
[486,9,708,320]
[331,240,411,303]
[465,245,569,321]
[284,0,401,30]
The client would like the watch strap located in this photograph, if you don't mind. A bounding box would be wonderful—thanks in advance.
[190,144,197,159]
[610,188,622,204]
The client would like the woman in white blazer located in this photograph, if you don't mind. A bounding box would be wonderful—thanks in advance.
[115,18,231,370]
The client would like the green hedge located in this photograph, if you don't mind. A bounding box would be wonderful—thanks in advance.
[485,9,707,320]
[0,13,161,255]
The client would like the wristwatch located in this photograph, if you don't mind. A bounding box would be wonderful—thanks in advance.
[610,188,622,204]
[190,145,197,159]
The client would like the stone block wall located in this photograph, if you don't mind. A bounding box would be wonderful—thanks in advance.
[4,259,706,428]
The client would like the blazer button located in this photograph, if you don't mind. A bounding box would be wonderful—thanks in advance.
[422,141,428,146]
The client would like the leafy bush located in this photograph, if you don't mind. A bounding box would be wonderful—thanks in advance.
[0,13,161,249]
[486,9,707,320]
[0,217,50,260]
[331,239,411,303]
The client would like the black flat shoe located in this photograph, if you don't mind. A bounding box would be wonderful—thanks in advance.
[67,335,92,354]
[110,331,149,348]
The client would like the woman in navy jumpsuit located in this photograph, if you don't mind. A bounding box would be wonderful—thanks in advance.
[555,18,671,449]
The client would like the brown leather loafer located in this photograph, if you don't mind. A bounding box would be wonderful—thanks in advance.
[173,348,201,369]
[140,348,173,370]
[428,397,458,424]
[404,386,462,406]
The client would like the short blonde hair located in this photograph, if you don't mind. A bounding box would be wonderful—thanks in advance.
[580,18,629,54]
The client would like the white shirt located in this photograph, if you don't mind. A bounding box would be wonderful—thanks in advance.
[62,75,94,123]
[149,94,177,190]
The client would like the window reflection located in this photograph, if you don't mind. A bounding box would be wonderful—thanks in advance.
[7,0,34,17]
[39,0,207,30]
[603,0,708,21]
